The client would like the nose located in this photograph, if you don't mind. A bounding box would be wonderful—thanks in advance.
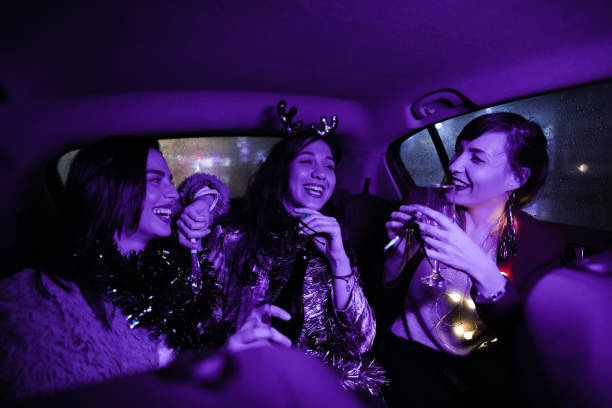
[448,153,464,174]
[311,165,326,180]
[164,181,179,199]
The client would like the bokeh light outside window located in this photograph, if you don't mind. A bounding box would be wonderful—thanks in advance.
[57,137,282,198]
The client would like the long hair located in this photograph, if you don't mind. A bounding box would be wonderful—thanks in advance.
[226,130,344,280]
[455,112,548,208]
[61,135,160,256]
[51,135,160,324]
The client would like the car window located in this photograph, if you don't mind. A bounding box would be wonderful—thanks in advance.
[395,81,612,231]
[56,136,282,198]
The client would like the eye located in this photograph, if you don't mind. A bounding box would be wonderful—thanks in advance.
[470,155,484,164]
[299,159,312,164]
[326,165,335,170]
[148,176,162,184]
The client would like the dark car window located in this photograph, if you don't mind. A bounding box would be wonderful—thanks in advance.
[57,136,282,198]
[395,81,612,231]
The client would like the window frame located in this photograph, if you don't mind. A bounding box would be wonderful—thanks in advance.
[45,130,289,205]
[385,78,612,232]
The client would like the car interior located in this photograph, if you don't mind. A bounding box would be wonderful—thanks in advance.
[2,0,612,406]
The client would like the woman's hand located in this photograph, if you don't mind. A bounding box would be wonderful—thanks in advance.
[294,207,349,265]
[383,205,420,285]
[225,305,292,352]
[385,205,420,258]
[406,204,506,293]
[177,196,214,251]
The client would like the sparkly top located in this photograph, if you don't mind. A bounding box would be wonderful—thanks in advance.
[205,225,386,396]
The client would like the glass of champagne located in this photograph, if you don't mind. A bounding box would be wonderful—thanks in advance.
[420,183,456,287]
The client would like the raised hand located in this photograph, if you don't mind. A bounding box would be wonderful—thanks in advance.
[295,207,348,265]
[226,305,292,352]
[406,204,506,293]
[177,195,214,250]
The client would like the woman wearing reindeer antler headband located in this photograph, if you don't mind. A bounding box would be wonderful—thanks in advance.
[188,101,385,398]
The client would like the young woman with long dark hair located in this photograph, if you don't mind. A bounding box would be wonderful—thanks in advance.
[196,104,385,397]
[0,135,227,400]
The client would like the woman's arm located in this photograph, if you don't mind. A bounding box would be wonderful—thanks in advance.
[291,207,376,353]
[295,207,357,309]
[331,265,377,355]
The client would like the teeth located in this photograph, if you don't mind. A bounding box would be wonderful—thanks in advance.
[153,207,171,216]
[304,184,324,193]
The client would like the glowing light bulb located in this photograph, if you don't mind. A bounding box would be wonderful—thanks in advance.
[466,298,476,309]
[435,123,443,129]
[453,324,465,337]
[578,163,589,173]
[463,331,474,340]
[447,291,462,303]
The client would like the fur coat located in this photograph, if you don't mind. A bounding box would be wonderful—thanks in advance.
[0,269,165,401]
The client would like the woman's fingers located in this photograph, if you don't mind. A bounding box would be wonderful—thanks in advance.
[269,305,291,321]
[184,200,212,220]
[300,213,333,227]
[415,221,446,241]
[293,207,319,216]
[409,205,455,228]
[300,218,338,234]
[179,214,209,231]
[177,231,196,249]
[390,210,414,223]
[423,245,444,264]
[422,236,459,268]
[234,326,292,348]
[177,219,211,240]
[268,329,292,348]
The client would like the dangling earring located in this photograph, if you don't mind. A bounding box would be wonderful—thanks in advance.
[498,192,518,260]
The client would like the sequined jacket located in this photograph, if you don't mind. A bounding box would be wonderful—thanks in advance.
[205,225,385,396]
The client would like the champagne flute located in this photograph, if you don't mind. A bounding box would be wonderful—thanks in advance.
[421,183,456,287]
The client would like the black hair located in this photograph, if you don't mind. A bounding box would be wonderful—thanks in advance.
[50,135,160,325]
[455,112,548,208]
[62,135,160,254]
[225,130,344,281]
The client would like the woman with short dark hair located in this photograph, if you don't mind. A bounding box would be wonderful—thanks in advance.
[381,112,565,406]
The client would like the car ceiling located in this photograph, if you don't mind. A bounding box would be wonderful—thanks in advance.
[2,0,612,108]
[1,0,611,272]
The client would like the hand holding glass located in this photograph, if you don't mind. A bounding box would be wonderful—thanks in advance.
[421,184,456,287]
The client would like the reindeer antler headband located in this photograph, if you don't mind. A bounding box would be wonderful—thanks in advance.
[276,100,338,137]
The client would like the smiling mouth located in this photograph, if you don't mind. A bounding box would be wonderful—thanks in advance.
[304,184,325,198]
[153,206,172,223]
[452,178,471,191]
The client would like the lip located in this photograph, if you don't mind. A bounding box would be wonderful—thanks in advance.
[451,177,471,191]
[152,204,174,223]
[303,183,326,198]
